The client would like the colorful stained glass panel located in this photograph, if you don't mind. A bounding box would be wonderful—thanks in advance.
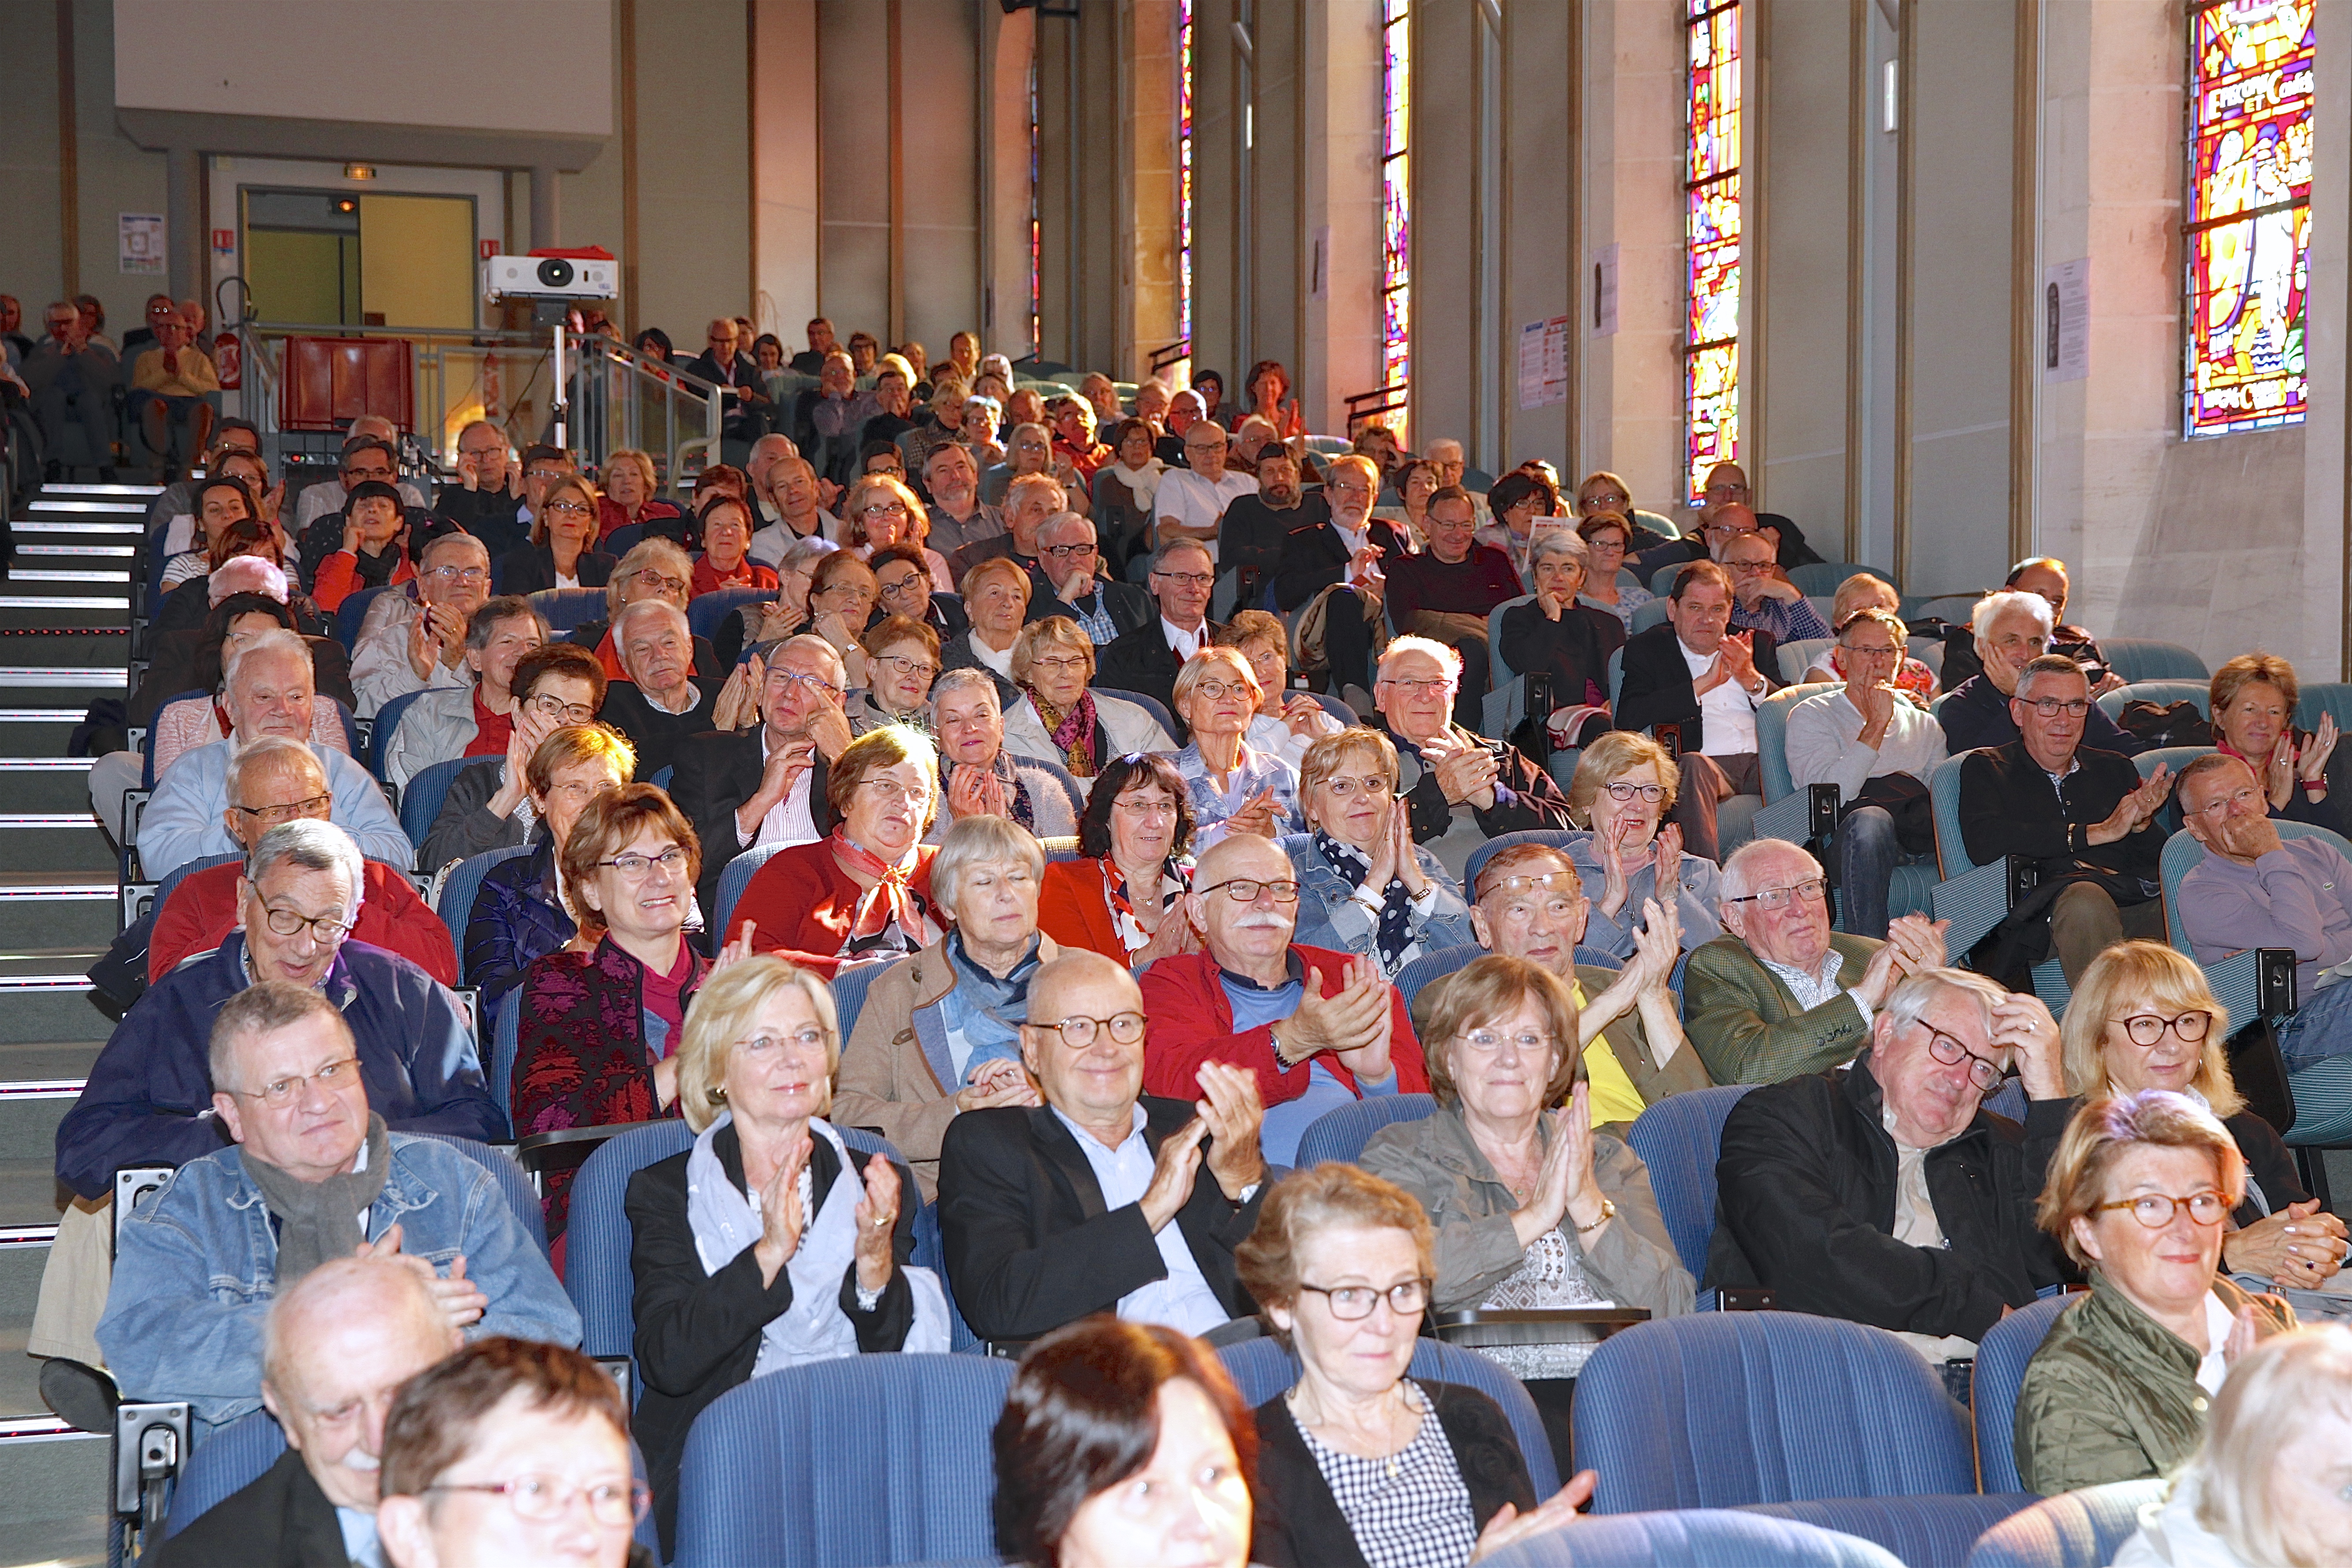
[1685,0,1741,500]
[1178,0,1195,361]
[1380,0,1411,445]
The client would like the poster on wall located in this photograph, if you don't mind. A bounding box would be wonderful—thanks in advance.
[119,213,166,275]
[2043,259,2089,383]
[1592,243,1620,337]
[1518,316,1570,409]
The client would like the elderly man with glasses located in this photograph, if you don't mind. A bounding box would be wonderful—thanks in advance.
[1370,637,1573,874]
[1708,964,2068,1395]
[1784,607,1949,941]
[939,949,1272,1344]
[1957,653,2172,986]
[1683,837,1951,1085]
[429,419,526,551]
[1097,539,1227,722]
[1152,419,1258,567]
[348,531,496,717]
[1029,512,1151,645]
[595,600,725,779]
[1718,526,1831,646]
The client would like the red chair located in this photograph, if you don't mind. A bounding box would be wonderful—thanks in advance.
[280,337,415,434]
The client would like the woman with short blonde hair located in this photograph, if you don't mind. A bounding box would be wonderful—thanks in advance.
[1562,733,1722,960]
[2208,649,2347,832]
[942,553,1031,690]
[1002,616,1176,787]
[594,446,684,546]
[1173,646,1301,842]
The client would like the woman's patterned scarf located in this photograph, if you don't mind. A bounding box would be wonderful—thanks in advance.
[1104,855,1191,955]
[830,830,934,949]
[1025,685,1102,778]
[1316,830,1414,971]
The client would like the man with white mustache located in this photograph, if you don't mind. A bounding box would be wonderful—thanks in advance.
[152,1255,462,1567]
[1139,834,1428,1166]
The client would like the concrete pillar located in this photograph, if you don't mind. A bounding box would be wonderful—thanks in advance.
[980,6,1037,358]
[165,144,202,303]
[1499,0,1575,479]
[1126,0,1183,383]
[531,164,560,249]
[752,0,821,340]
[1412,0,1484,458]
[1298,0,1384,436]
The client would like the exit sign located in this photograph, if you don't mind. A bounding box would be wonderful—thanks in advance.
[211,229,235,252]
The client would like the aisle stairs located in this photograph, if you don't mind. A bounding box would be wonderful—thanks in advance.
[0,482,150,1566]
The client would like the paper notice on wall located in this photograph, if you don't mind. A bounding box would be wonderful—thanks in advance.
[120,213,166,275]
[1518,316,1570,410]
[1593,243,1620,337]
[2043,259,2089,383]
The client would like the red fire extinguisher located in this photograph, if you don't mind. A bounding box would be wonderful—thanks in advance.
[214,330,242,390]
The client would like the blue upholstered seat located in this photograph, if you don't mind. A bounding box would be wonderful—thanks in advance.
[1476,1507,1908,1568]
[1624,1084,1756,1282]
[1962,1480,2166,1568]
[1292,1092,1438,1167]
[1970,1293,2069,1495]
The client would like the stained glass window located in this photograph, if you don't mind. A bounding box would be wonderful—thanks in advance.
[1176,0,1195,384]
[1685,0,1741,500]
[1028,51,1041,360]
[1380,0,1411,445]
[2185,0,2311,437]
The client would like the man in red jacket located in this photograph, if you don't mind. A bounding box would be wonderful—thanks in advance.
[1139,833,1426,1165]
[148,739,457,986]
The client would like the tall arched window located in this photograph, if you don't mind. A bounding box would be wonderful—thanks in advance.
[1380,0,1411,445]
[1176,0,1196,381]
[2185,0,2312,436]
[1685,0,1741,500]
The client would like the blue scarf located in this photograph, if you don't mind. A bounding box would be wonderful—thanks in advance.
[1315,831,1414,972]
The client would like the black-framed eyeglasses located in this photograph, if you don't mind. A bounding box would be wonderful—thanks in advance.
[542,500,594,518]
[2115,1011,2213,1047]
[1042,541,1098,559]
[598,846,688,878]
[1298,1278,1432,1320]
[1196,877,1300,904]
[1919,1023,2006,1093]
[423,1475,650,1528]
[1030,1012,1148,1048]
[1604,781,1666,803]
[2022,698,2090,718]
[233,793,333,824]
[873,653,939,681]
[256,904,356,943]
[1725,878,1828,911]
[2092,1191,2231,1229]
[1152,570,1216,587]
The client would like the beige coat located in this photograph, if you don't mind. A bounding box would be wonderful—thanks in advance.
[1360,1098,1696,1316]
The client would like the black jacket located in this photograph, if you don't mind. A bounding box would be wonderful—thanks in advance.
[1375,719,1573,846]
[597,675,726,781]
[627,1121,917,1554]
[146,1449,346,1568]
[938,1095,1267,1343]
[1221,492,1329,580]
[498,541,616,597]
[429,484,530,560]
[1095,617,1227,719]
[1251,1383,1536,1568]
[1629,512,1822,578]
[1956,740,2164,892]
[1939,674,2146,757]
[669,728,838,926]
[1614,621,1782,753]
[1497,599,1626,707]
[1706,1052,2065,1340]
[1034,577,1153,641]
[1273,517,1411,612]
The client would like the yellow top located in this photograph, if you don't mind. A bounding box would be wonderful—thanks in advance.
[1571,979,1648,1127]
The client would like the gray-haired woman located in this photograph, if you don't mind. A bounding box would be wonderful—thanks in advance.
[1495,529,1625,748]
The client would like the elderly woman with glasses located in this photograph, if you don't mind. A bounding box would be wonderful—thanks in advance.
[1496,530,1625,749]
[868,540,970,644]
[1565,733,1723,957]
[1173,646,1302,843]
[499,472,616,597]
[849,614,942,736]
[2047,942,2346,1293]
[465,723,637,1015]
[568,537,704,683]
[512,783,719,1240]
[1361,954,1692,1465]
[1571,514,1651,634]
[1217,611,1344,771]
[719,533,841,671]
[1286,729,1473,979]
[842,473,954,590]
[1574,470,1676,552]
[1037,752,1200,967]
[2016,1091,2296,1496]
[1003,617,1176,790]
[930,667,1084,839]
[796,548,882,690]
[688,493,779,598]
[627,954,948,1552]
[733,725,945,976]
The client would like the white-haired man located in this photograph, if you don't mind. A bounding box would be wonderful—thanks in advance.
[1031,512,1151,645]
[1370,636,1572,874]
[671,634,854,913]
[1682,837,1950,1085]
[348,531,495,717]
[597,599,724,779]
[1939,588,2142,755]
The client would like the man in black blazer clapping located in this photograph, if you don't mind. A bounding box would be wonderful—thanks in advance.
[938,950,1269,1346]
[1096,539,1225,722]
[1615,559,1780,798]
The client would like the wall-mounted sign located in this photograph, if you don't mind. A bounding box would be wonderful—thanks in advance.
[120,213,166,275]
[1518,316,1570,409]
[2044,258,2089,383]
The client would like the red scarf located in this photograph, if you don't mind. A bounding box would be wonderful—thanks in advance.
[830,831,931,949]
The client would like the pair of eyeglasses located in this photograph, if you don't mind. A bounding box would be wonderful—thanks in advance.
[739,1028,827,1056]
[1919,1023,2006,1092]
[1153,570,1216,588]
[425,1475,650,1529]
[858,780,931,805]
[1320,775,1393,800]
[1298,1278,1432,1320]
[526,695,598,724]
[1029,654,1091,673]
[1584,491,1631,509]
[2114,1010,2214,1046]
[1457,1028,1558,1055]
[1196,877,1301,904]
[1839,643,1902,659]
[1031,1011,1148,1047]
[425,563,490,583]
[1188,679,1254,701]
[1114,795,1177,819]
[2189,786,2264,819]
[1377,676,1454,697]
[873,654,938,681]
[1604,782,1666,804]
[230,1056,361,1106]
[543,500,594,518]
[1474,869,1580,901]
[1725,878,1829,912]
[2022,698,2090,718]
[859,502,910,518]
[598,846,688,878]
[343,467,394,482]
[1042,541,1098,560]
[631,571,689,594]
[233,793,333,824]
[771,670,846,700]
[877,574,928,598]
[2092,1191,2232,1229]
[527,467,571,482]
[258,904,355,942]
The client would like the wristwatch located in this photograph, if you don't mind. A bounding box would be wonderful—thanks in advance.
[1573,1197,1617,1234]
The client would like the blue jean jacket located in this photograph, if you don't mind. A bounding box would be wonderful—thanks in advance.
[98,1133,582,1432]
[1283,834,1475,974]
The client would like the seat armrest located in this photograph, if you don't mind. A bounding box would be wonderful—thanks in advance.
[512,1119,666,1175]
[1932,857,2015,955]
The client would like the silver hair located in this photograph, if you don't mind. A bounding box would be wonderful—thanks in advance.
[1036,510,1093,545]
[930,814,1047,910]
[2013,653,2087,705]
[1005,471,1067,512]
[1378,635,1464,681]
[613,596,688,644]
[263,1255,450,1393]
[1970,589,2055,642]
[1528,530,1589,567]
[778,534,839,572]
[227,735,325,810]
[245,817,364,906]
[223,627,312,697]
[419,529,490,567]
[1877,966,2011,1049]
[1718,837,1824,904]
[929,667,1002,715]
[1150,537,1213,574]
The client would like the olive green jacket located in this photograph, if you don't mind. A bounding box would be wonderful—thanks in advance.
[1359,1098,1696,1316]
[2014,1274,2293,1496]
[1682,933,1882,1086]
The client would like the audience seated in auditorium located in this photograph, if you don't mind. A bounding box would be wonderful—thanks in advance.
[139,630,408,879]
[1476,469,1560,581]
[1002,615,1174,786]
[463,724,635,1014]
[1173,647,1303,842]
[22,298,120,473]
[148,1254,463,1568]
[1384,486,1524,728]
[293,436,440,589]
[1614,559,1778,804]
[1944,557,2118,693]
[1098,540,1224,720]
[1718,523,1832,646]
[378,597,547,789]
[847,613,942,736]
[1154,421,1257,567]
[835,817,1056,1199]
[942,555,1032,701]
[749,453,845,563]
[1237,1164,1598,1568]
[1371,638,1573,871]
[153,492,315,638]
[150,747,454,986]
[1091,416,1169,569]
[596,601,724,780]
[948,470,1066,586]
[416,643,608,874]
[375,1339,632,1568]
[309,479,421,615]
[1032,511,1151,645]
[594,447,686,549]
[914,440,1005,560]
[62,819,502,1211]
[495,473,615,598]
[941,949,1269,1342]
[2206,651,2350,838]
[567,537,704,683]
[798,550,882,680]
[349,532,495,718]
[1283,728,1471,977]
[155,455,273,592]
[982,419,1055,508]
[733,724,941,972]
[1709,966,2067,1390]
[1218,611,1344,771]
[628,956,945,1551]
[1494,530,1625,739]
[1430,840,1706,1122]
[2047,941,2344,1289]
[1140,833,1425,1166]
[841,474,951,589]
[143,574,353,779]
[1563,733,1725,950]
[1271,455,1405,697]
[1799,575,1939,701]
[1698,462,1822,568]
[1784,607,1948,940]
[1574,469,1678,553]
[931,667,1083,839]
[2017,1091,2294,1495]
[512,786,711,1237]
[1036,752,1200,967]
[99,982,571,1431]
[1957,653,2171,986]
[673,635,852,914]
[1682,838,1948,1085]
[1939,590,2144,755]
[429,420,527,554]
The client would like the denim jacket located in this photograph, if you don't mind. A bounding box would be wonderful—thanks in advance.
[97,1132,581,1432]
[1282,833,1473,975]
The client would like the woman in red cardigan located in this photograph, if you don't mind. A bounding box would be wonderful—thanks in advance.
[731,725,944,976]
[1036,752,1200,969]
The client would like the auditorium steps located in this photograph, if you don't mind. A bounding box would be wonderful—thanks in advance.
[0,482,151,1565]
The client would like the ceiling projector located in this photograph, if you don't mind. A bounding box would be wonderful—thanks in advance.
[482,254,617,300]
